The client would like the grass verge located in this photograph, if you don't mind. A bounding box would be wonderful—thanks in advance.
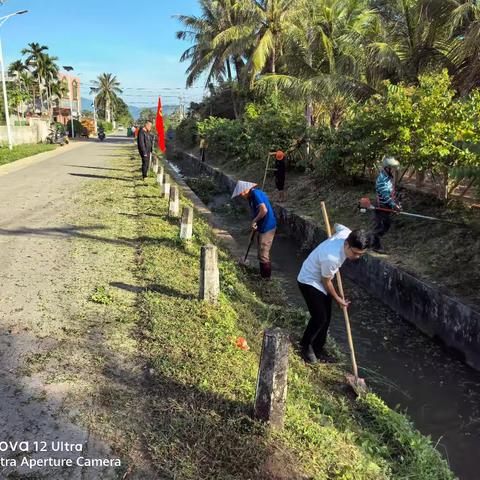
[0,143,57,166]
[24,145,455,479]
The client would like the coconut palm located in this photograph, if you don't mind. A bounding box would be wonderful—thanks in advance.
[219,0,300,81]
[89,73,122,123]
[176,0,247,87]
[257,0,378,128]
[367,0,452,85]
[447,0,480,93]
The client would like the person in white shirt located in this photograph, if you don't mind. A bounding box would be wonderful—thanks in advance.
[297,225,370,364]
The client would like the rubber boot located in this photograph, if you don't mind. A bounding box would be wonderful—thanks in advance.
[259,261,272,279]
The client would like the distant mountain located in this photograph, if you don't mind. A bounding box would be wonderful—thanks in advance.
[81,97,179,120]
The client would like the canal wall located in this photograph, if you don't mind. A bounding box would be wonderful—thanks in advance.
[172,148,480,372]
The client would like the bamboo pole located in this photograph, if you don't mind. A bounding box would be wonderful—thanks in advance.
[320,201,360,382]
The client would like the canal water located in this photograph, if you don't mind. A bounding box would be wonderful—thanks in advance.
[170,158,480,480]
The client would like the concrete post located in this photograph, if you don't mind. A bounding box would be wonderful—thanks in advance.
[169,186,180,217]
[156,166,164,186]
[199,244,219,303]
[161,173,170,198]
[254,328,290,430]
[180,206,193,240]
[153,157,159,174]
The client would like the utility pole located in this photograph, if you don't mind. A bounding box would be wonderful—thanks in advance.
[62,65,75,139]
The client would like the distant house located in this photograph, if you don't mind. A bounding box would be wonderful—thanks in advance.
[53,73,81,126]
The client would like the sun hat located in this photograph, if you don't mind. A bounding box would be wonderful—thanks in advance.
[231,180,257,198]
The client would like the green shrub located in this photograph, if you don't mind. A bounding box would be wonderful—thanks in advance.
[66,119,84,137]
[97,120,113,133]
[194,100,306,167]
[176,116,198,148]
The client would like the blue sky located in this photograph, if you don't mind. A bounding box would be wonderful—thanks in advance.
[2,0,205,107]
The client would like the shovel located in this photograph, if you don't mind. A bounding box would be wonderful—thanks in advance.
[320,201,368,396]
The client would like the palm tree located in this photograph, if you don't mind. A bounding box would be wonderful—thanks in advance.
[35,53,59,115]
[176,0,248,116]
[176,0,247,87]
[21,42,49,113]
[447,0,480,93]
[218,0,300,82]
[89,73,122,123]
[367,0,452,85]
[8,60,27,86]
[257,0,378,128]
[19,71,36,114]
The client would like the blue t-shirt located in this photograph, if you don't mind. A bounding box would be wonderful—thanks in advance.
[249,188,277,233]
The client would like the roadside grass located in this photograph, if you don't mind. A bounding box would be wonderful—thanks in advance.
[19,146,454,479]
[198,149,480,306]
[0,143,57,166]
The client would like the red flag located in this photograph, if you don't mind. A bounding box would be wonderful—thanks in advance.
[156,96,166,153]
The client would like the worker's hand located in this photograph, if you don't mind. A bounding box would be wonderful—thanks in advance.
[337,297,351,309]
[250,221,258,231]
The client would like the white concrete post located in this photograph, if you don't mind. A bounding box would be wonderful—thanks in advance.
[199,244,219,303]
[169,186,180,217]
[180,206,193,240]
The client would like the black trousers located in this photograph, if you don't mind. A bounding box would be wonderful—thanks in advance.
[141,153,149,178]
[372,210,393,248]
[298,281,332,355]
[200,148,206,162]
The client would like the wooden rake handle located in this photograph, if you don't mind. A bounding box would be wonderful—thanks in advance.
[320,201,360,381]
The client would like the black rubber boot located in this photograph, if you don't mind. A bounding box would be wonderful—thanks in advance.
[301,344,317,365]
[259,261,272,279]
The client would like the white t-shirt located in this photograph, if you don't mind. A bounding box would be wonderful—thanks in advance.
[297,224,351,295]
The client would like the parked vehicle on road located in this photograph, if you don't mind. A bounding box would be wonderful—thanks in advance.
[46,123,65,146]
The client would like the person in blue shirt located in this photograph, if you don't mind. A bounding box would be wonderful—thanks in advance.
[231,180,277,279]
[373,156,401,254]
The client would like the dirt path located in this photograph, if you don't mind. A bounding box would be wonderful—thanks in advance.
[0,137,141,479]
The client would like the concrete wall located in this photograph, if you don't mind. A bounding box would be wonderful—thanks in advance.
[175,149,480,371]
[0,119,50,145]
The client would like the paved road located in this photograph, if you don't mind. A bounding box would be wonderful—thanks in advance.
[0,136,135,479]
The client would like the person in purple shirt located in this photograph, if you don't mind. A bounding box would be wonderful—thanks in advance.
[232,181,277,279]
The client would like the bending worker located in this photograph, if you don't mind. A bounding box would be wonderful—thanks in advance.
[372,156,401,254]
[297,225,369,364]
[231,181,276,279]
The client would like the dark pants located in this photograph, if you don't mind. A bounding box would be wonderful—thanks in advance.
[298,281,332,355]
[141,154,149,179]
[372,210,393,248]
[200,148,206,162]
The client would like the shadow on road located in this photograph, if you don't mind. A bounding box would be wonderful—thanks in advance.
[63,164,127,172]
[69,172,132,182]
[0,225,136,248]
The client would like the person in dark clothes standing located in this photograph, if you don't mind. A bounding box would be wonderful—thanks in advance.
[273,150,286,202]
[297,225,369,364]
[231,181,277,279]
[137,120,153,181]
